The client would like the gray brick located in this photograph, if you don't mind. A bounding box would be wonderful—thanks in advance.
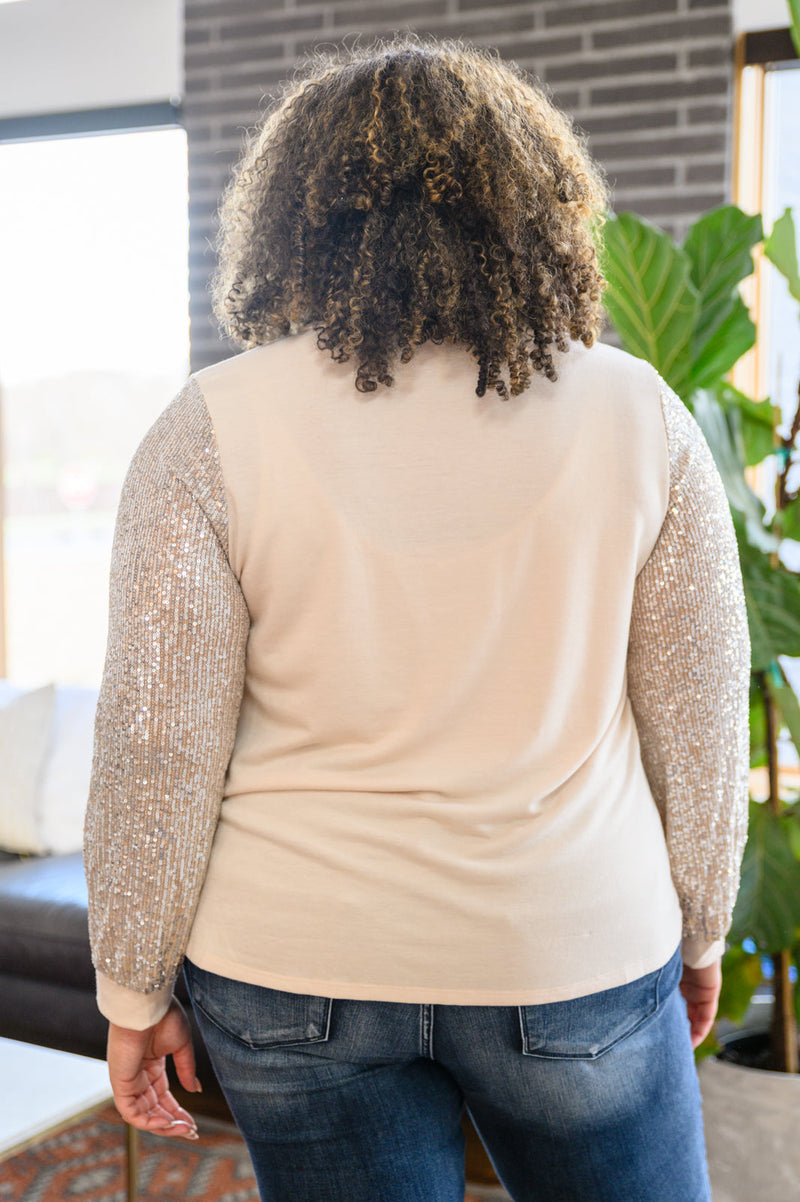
[188,197,221,220]
[592,14,730,49]
[619,189,726,217]
[333,0,449,28]
[186,27,211,45]
[549,89,582,110]
[686,160,727,183]
[189,249,218,272]
[183,95,271,118]
[188,0,287,16]
[582,108,679,135]
[689,0,728,6]
[219,67,296,90]
[591,74,729,104]
[608,165,677,189]
[189,148,242,169]
[188,172,220,191]
[458,0,532,9]
[546,53,678,84]
[688,45,732,68]
[494,34,583,61]
[545,0,679,29]
[186,43,285,68]
[219,13,326,39]
[220,121,273,141]
[688,102,729,124]
[590,131,727,159]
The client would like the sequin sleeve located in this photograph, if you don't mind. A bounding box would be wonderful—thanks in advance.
[627,377,750,967]
[83,377,250,1029]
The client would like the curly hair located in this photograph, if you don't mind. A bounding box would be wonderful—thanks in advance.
[209,35,609,398]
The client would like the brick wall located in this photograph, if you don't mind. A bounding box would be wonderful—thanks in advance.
[184,0,734,369]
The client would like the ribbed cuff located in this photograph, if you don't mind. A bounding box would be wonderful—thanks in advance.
[95,970,174,1029]
[681,936,725,969]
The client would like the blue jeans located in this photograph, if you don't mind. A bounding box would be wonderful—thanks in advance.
[182,945,710,1202]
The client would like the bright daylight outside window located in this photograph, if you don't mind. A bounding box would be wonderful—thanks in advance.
[0,126,190,686]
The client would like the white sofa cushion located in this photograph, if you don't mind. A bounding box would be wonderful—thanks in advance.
[40,686,99,854]
[0,681,99,855]
[0,683,56,854]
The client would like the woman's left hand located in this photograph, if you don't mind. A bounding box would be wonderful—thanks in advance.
[680,959,722,1049]
[107,996,201,1139]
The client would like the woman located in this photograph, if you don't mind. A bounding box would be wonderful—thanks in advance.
[84,36,750,1202]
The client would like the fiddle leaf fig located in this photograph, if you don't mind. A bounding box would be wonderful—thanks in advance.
[599,212,698,396]
[764,207,800,303]
[783,497,800,543]
[683,206,761,387]
[714,382,780,469]
[736,535,800,670]
[693,390,776,552]
[729,801,800,952]
[719,943,764,1025]
[765,669,800,759]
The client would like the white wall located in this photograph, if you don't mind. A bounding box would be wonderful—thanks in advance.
[733,0,793,32]
[0,0,183,119]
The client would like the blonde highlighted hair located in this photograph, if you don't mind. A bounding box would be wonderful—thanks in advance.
[210,35,609,398]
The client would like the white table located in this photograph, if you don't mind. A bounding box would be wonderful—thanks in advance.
[0,1036,136,1198]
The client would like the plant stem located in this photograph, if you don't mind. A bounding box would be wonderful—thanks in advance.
[763,673,799,1071]
[776,389,800,512]
[771,950,799,1073]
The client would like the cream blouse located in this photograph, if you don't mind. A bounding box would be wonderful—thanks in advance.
[83,332,750,1029]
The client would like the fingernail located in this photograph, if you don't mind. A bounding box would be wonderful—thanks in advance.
[193,1077,203,1093]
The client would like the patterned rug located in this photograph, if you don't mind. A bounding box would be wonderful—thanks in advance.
[0,1103,259,1200]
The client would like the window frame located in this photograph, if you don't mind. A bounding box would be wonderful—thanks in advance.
[731,27,799,405]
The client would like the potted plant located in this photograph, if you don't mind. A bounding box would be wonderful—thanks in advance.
[598,198,800,1195]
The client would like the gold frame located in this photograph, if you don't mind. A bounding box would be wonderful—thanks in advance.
[731,33,766,405]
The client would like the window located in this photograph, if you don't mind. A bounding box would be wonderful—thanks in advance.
[0,118,189,685]
[734,29,800,513]
[762,63,800,470]
[734,28,800,782]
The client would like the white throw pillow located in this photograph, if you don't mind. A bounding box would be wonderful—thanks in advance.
[39,686,99,854]
[0,683,57,854]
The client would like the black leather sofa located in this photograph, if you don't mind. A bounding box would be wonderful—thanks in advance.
[0,848,232,1122]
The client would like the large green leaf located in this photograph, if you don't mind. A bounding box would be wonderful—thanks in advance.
[764,208,800,304]
[693,390,776,552]
[718,943,764,1025]
[737,535,800,669]
[766,668,800,759]
[729,801,800,951]
[683,206,762,388]
[783,497,800,543]
[689,298,756,390]
[600,211,698,396]
[714,382,780,468]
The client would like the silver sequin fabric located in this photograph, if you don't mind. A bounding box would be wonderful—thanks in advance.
[627,377,751,943]
[83,377,249,995]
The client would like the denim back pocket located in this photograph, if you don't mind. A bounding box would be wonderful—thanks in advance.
[183,958,332,1051]
[518,946,681,1061]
